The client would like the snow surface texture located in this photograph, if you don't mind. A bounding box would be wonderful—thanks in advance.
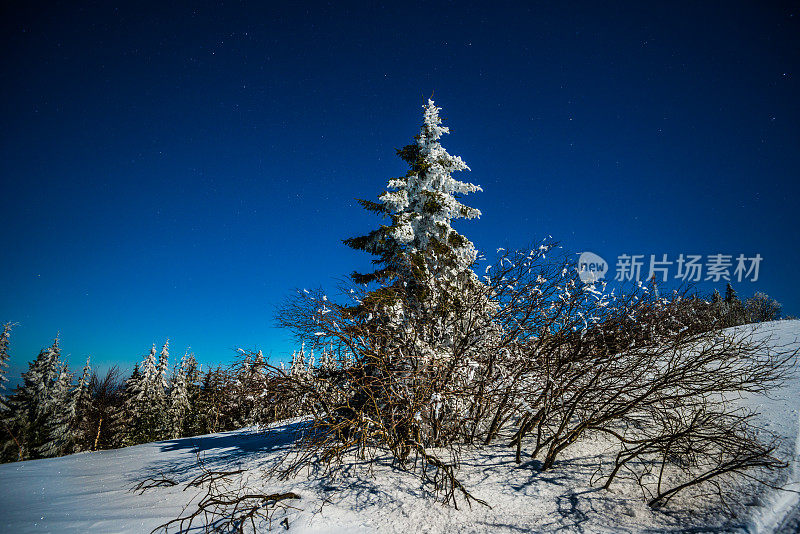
[1,321,799,534]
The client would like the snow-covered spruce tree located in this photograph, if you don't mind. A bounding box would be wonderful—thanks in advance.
[227,349,275,428]
[344,99,481,299]
[157,340,170,396]
[37,362,76,458]
[193,366,228,434]
[115,365,141,446]
[168,352,192,439]
[138,344,163,441]
[2,337,64,460]
[289,345,309,377]
[121,344,169,444]
[171,351,200,437]
[722,283,745,326]
[0,323,12,413]
[341,99,495,377]
[67,357,93,451]
[244,350,273,426]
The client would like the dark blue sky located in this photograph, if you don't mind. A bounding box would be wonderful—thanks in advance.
[1,1,798,376]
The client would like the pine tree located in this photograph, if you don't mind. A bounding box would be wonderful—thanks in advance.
[0,323,13,413]
[71,357,92,451]
[116,365,142,446]
[318,348,335,373]
[86,366,124,451]
[3,337,64,460]
[312,100,494,447]
[181,354,202,437]
[289,345,308,377]
[120,344,169,445]
[157,340,170,394]
[723,283,745,326]
[168,352,192,439]
[724,283,739,305]
[341,99,490,374]
[243,350,271,426]
[37,362,76,458]
[344,99,482,294]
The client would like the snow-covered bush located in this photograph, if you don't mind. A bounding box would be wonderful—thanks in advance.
[745,291,783,323]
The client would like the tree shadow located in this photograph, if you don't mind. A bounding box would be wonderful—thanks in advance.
[135,421,307,483]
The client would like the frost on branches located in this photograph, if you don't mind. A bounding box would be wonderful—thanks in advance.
[345,99,482,288]
[339,99,493,368]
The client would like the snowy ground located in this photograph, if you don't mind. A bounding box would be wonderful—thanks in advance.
[1,320,799,534]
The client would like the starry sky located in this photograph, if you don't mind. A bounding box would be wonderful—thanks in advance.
[1,1,798,377]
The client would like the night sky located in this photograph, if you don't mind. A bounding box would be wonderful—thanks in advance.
[1,2,798,376]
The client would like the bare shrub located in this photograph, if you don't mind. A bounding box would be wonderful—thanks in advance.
[266,244,796,510]
[745,292,783,323]
[143,453,300,534]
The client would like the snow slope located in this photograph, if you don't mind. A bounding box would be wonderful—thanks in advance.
[1,321,799,534]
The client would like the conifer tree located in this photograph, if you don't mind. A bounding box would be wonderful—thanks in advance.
[168,352,192,439]
[289,346,308,377]
[37,362,76,457]
[4,337,63,460]
[195,367,226,434]
[182,354,202,436]
[71,357,92,451]
[302,100,495,449]
[723,283,745,326]
[243,350,271,426]
[711,289,722,304]
[86,367,124,451]
[344,99,482,297]
[116,365,142,446]
[121,344,169,444]
[157,340,170,394]
[0,323,13,412]
[342,99,489,368]
[724,283,739,305]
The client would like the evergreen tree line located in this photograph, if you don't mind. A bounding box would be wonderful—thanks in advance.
[709,283,785,327]
[0,329,323,463]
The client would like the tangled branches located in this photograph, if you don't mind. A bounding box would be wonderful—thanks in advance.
[269,244,796,510]
[140,452,300,534]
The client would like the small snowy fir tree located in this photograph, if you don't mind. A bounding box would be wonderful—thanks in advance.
[289,345,309,377]
[121,344,169,444]
[722,283,745,326]
[168,352,193,439]
[70,357,92,451]
[344,99,482,291]
[317,348,336,373]
[116,365,142,446]
[711,289,722,304]
[37,362,76,458]
[157,340,170,394]
[3,336,64,460]
[0,323,13,412]
[193,367,226,435]
[342,99,494,369]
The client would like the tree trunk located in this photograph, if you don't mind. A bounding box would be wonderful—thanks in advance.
[93,417,103,451]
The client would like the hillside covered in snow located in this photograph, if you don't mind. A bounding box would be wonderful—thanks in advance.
[1,320,798,534]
